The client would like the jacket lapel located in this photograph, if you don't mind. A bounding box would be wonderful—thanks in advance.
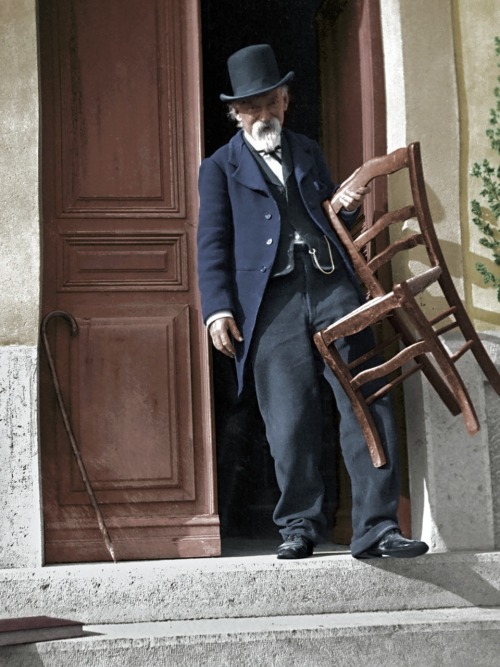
[227,129,318,207]
[283,129,333,237]
[229,132,271,193]
[283,128,314,186]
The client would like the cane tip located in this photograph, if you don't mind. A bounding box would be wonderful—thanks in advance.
[107,544,117,563]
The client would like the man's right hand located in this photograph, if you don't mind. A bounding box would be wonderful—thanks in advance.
[208,317,243,358]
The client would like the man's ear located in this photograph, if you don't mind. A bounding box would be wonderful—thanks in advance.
[282,90,289,111]
[232,104,241,121]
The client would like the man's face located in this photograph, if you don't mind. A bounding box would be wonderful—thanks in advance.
[233,87,289,137]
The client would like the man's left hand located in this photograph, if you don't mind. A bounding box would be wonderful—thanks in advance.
[337,185,371,212]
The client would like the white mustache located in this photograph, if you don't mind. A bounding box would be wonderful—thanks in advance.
[252,118,281,152]
[253,118,280,138]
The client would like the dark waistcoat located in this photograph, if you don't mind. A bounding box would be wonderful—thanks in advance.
[247,137,338,277]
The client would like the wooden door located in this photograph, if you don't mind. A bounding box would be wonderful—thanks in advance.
[317,0,386,206]
[317,0,411,543]
[39,0,219,563]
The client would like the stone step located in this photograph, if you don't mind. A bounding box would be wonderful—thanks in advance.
[1,549,500,624]
[1,607,499,666]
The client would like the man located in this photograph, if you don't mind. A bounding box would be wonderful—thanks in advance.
[197,44,428,560]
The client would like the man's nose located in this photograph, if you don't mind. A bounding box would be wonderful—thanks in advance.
[259,107,272,122]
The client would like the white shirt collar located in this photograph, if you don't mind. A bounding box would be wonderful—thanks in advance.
[243,131,284,184]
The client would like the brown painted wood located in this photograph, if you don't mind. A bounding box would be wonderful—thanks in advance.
[316,0,411,542]
[317,141,500,543]
[39,0,220,562]
[317,0,387,228]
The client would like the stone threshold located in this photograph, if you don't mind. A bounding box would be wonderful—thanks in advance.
[1,607,499,667]
[84,605,500,637]
[1,549,499,625]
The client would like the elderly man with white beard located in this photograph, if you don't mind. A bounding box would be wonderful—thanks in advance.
[197,44,429,560]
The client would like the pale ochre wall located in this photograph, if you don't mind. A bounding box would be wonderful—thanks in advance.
[453,0,500,329]
[0,0,496,345]
[381,0,463,321]
[0,0,40,346]
[381,0,499,331]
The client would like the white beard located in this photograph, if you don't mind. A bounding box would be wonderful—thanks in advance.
[251,118,282,153]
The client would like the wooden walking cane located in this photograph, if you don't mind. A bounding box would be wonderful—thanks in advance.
[41,311,116,563]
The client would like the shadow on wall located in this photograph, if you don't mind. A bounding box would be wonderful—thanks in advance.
[386,173,498,325]
[0,645,45,667]
[364,552,500,609]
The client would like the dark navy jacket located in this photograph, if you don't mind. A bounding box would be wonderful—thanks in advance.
[197,128,359,393]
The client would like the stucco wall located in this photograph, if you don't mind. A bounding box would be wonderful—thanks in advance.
[380,0,500,552]
[0,0,498,569]
[0,0,43,568]
[0,0,40,346]
[454,0,499,329]
[381,0,463,321]
[381,0,499,330]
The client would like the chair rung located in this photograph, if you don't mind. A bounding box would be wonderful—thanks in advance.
[429,306,457,325]
[365,363,423,405]
[351,341,429,390]
[347,332,402,370]
[354,205,415,249]
[368,233,424,273]
[450,339,474,363]
[435,320,460,336]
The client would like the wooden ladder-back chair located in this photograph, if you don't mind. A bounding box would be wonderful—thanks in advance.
[314,141,500,468]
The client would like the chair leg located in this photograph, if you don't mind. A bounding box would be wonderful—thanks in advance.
[436,274,500,395]
[389,313,462,417]
[470,338,500,395]
[454,310,500,396]
[396,284,480,435]
[314,333,387,468]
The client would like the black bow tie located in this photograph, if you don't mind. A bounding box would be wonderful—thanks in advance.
[258,146,282,163]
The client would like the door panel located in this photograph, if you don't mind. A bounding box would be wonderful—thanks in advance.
[58,1,181,211]
[39,0,219,562]
[59,234,187,291]
[62,308,195,502]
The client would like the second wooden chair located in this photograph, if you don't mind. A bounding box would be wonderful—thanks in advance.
[314,142,500,468]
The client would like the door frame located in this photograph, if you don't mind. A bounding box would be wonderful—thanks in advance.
[316,0,411,540]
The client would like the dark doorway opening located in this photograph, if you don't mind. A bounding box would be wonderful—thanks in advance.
[200,0,341,546]
[201,0,325,156]
[199,0,410,551]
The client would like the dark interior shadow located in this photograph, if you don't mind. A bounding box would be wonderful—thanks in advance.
[201,0,326,157]
[213,352,340,542]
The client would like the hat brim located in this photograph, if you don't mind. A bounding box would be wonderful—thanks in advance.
[220,71,294,102]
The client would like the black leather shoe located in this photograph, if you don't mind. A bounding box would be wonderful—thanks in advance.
[356,529,429,559]
[277,535,314,560]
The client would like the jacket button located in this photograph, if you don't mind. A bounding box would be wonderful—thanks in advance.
[266,238,273,245]
[264,213,272,219]
[260,266,267,272]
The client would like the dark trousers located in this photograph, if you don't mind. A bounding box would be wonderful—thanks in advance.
[249,247,400,556]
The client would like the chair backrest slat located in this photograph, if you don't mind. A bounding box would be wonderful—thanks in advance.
[367,233,425,274]
[331,146,409,214]
[324,141,449,298]
[354,205,416,250]
[317,140,500,461]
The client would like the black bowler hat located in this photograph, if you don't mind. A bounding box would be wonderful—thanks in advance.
[220,44,294,102]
